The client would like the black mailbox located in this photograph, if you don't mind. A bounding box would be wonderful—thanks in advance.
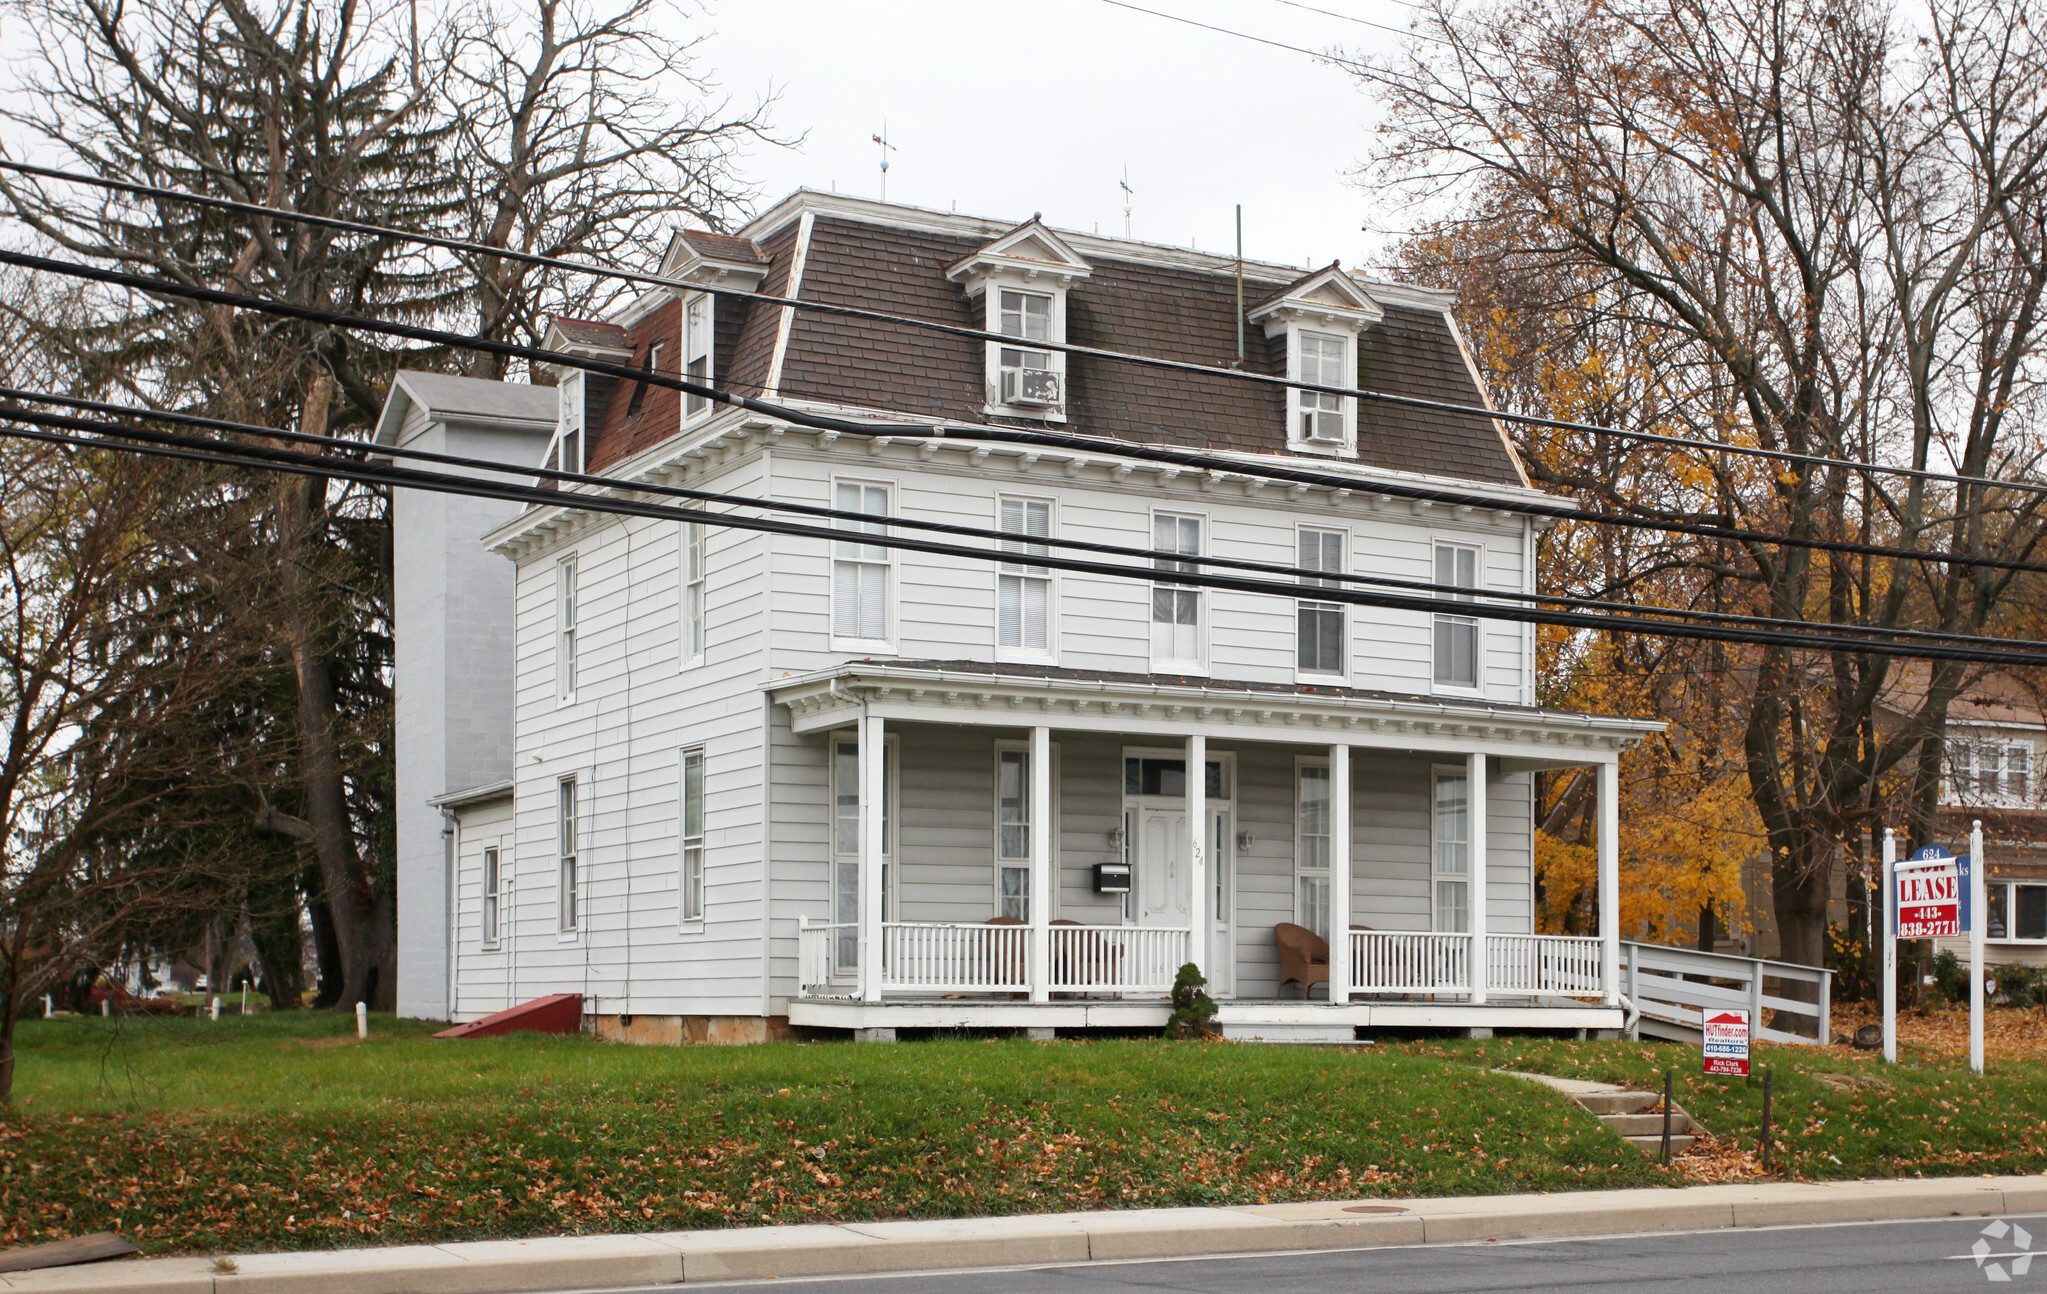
[1093,862,1132,894]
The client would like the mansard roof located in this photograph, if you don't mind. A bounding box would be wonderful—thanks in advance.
[1246,262,1385,329]
[565,192,1526,489]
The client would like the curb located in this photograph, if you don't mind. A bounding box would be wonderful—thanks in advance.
[13,1175,2044,1293]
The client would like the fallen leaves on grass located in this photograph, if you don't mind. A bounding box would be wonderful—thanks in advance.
[1669,1134,1766,1183]
[1830,1002,2047,1063]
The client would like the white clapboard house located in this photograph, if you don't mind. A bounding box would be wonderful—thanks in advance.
[380,190,1659,1043]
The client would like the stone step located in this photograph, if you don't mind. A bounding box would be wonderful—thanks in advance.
[1601,1111,1700,1137]
[1625,1133,1697,1154]
[1574,1091,1660,1115]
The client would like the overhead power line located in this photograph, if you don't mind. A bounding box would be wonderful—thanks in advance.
[9,384,2030,655]
[9,243,2047,585]
[4,156,2035,504]
[9,411,2046,668]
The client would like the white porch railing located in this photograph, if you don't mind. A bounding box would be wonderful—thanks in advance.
[1350,931,1473,992]
[1488,934,1604,996]
[797,920,857,999]
[883,921,1030,993]
[1048,925,1188,993]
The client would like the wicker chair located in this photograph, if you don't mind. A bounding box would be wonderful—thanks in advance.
[1275,922,1329,998]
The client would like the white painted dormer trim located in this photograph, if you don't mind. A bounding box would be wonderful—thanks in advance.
[947,220,1093,424]
[1249,265,1383,460]
[658,231,769,293]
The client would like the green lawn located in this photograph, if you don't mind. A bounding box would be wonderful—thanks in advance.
[4,1013,2042,1257]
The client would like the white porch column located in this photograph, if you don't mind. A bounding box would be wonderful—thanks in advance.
[859,713,885,1004]
[1029,725,1052,1004]
[1328,744,1351,1004]
[1597,757,1621,1007]
[1467,750,1488,1005]
[1187,733,1207,978]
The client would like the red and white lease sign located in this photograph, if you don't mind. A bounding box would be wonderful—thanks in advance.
[1896,859,1961,938]
[1702,1008,1750,1077]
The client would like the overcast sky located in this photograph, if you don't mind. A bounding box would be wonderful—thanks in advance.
[704,0,1413,272]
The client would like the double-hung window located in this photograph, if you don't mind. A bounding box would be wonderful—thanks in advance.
[996,747,1032,920]
[682,522,707,665]
[552,371,586,476]
[1432,542,1480,690]
[831,736,894,970]
[833,482,891,643]
[1432,770,1470,932]
[998,497,1052,656]
[1295,331,1350,446]
[481,846,501,947]
[556,556,579,703]
[680,747,705,923]
[1151,513,1203,667]
[1295,761,1331,938]
[1297,528,1346,675]
[996,289,1058,408]
[1987,882,2047,940]
[557,776,579,934]
[684,294,711,418]
[1947,738,2033,806]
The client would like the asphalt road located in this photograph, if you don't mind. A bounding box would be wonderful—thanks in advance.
[631,1215,2047,1294]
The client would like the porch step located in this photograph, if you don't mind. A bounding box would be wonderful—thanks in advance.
[1601,1112,1691,1136]
[1219,1022,1355,1044]
[1574,1091,1660,1116]
[1625,1133,1697,1154]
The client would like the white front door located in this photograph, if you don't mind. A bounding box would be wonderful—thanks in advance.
[1136,805,1190,928]
[1206,806,1234,996]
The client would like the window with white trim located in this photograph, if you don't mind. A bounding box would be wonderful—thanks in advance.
[998,497,1052,657]
[1297,527,1345,675]
[682,522,707,665]
[1432,542,1479,690]
[481,846,501,947]
[830,736,895,970]
[683,294,712,418]
[680,747,705,923]
[1151,513,1203,667]
[551,370,586,475]
[832,482,891,644]
[996,746,1032,921]
[557,776,580,933]
[1432,769,1470,933]
[1293,330,1353,448]
[1987,882,2047,940]
[992,289,1062,414]
[556,556,579,703]
[1295,760,1331,938]
[1945,738,2034,806]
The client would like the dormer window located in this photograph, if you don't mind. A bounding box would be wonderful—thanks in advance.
[1248,263,1384,458]
[1295,331,1351,445]
[550,369,586,476]
[946,218,1092,422]
[683,293,712,419]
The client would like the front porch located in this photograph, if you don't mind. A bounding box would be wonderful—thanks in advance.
[770,661,1655,1039]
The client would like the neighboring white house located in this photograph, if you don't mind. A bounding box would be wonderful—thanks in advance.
[384,191,1660,1042]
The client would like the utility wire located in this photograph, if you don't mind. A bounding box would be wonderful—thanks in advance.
[7,156,2030,504]
[11,412,2047,668]
[9,243,2047,583]
[8,384,2029,654]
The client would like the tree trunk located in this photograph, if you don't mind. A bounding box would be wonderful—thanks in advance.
[302,865,344,1010]
[1696,903,1718,953]
[275,380,395,1011]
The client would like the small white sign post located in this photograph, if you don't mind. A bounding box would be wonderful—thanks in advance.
[1702,1007,1751,1077]
[1881,825,1986,1075]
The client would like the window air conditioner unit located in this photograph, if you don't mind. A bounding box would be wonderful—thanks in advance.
[1301,410,1346,444]
[1002,367,1062,407]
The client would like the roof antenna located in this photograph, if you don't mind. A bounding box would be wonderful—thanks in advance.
[1119,167,1134,239]
[872,126,896,203]
[1234,204,1246,368]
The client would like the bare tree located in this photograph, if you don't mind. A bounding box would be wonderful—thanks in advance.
[1365,0,2047,965]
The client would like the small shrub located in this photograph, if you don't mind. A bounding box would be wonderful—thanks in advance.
[1165,963,1219,1039]
[1994,963,2042,1009]
[1932,949,1969,1005]
[1826,923,1875,1002]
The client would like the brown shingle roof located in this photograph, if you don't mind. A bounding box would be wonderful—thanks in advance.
[550,317,630,349]
[674,229,764,265]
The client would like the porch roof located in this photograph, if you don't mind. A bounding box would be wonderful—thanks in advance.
[767,659,1661,766]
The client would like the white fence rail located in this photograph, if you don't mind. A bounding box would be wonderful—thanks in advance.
[1048,925,1188,993]
[1489,934,1604,995]
[1620,941,1831,1045]
[1350,932,1473,993]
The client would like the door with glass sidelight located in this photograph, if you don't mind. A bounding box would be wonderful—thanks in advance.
[1122,752,1234,995]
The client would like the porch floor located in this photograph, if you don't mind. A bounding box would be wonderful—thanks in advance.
[787,997,1624,1038]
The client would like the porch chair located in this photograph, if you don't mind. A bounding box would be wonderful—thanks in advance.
[983,916,1026,993]
[1274,922,1328,999]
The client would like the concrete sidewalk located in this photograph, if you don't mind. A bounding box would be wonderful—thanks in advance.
[17,1175,2045,1294]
